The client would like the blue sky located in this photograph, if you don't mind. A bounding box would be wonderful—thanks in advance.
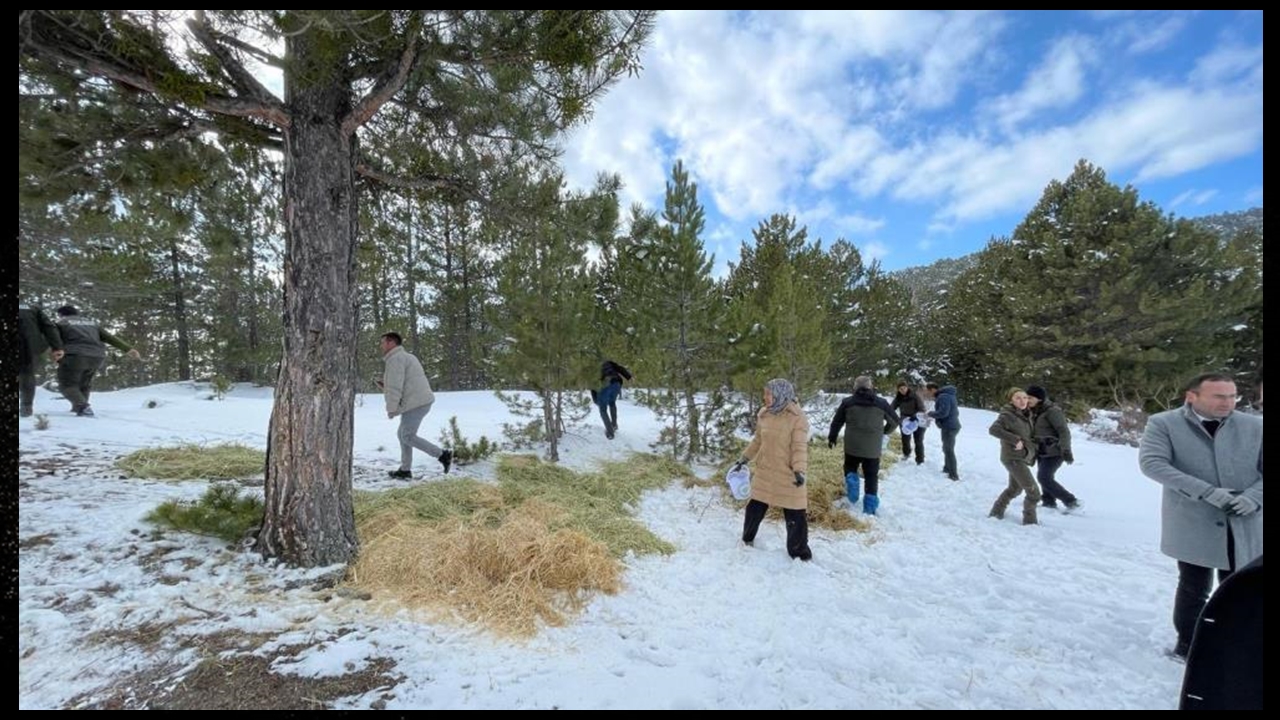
[562,10,1263,273]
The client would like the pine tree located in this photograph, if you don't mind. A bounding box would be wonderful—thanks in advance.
[491,174,610,461]
[725,215,830,424]
[847,264,917,384]
[986,159,1257,410]
[21,10,655,566]
[622,161,725,460]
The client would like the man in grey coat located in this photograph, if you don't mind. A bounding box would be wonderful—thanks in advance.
[378,332,451,478]
[1139,372,1263,660]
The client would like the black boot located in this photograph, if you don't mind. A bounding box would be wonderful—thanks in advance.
[439,450,453,474]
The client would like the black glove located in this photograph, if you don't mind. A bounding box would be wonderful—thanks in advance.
[827,439,836,450]
[793,471,806,487]
[1062,450,1074,465]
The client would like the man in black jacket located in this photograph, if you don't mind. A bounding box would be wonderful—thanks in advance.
[592,360,632,439]
[891,381,927,465]
[18,298,65,416]
[54,305,141,416]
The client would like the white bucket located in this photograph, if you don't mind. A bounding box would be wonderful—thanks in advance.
[725,466,751,500]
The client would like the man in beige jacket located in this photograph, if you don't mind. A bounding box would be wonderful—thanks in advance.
[378,332,451,478]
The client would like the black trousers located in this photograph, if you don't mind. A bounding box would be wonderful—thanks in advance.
[843,454,881,496]
[742,499,811,559]
[900,428,926,461]
[1036,455,1076,506]
[1174,528,1236,651]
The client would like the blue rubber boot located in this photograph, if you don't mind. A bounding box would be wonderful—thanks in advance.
[863,493,880,516]
[845,472,861,503]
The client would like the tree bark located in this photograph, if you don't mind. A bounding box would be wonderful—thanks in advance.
[256,33,360,567]
[168,238,192,381]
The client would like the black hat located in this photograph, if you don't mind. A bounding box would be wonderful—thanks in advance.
[1025,385,1047,402]
[56,305,79,317]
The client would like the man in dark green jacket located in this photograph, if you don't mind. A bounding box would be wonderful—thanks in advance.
[54,305,141,417]
[18,298,65,416]
[828,376,899,515]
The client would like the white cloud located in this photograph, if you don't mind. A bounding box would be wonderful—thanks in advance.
[1168,189,1218,209]
[861,240,890,262]
[1111,13,1191,55]
[1190,41,1263,87]
[563,11,1261,251]
[987,36,1094,134]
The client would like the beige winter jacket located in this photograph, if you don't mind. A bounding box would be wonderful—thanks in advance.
[744,402,810,510]
[382,346,435,415]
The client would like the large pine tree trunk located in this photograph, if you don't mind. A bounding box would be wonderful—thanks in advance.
[256,37,359,567]
[168,239,192,381]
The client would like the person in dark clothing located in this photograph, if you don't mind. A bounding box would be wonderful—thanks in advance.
[1025,385,1080,511]
[591,360,632,439]
[828,376,899,515]
[18,299,65,417]
[54,305,141,416]
[891,381,927,465]
[927,383,962,481]
[1179,554,1263,710]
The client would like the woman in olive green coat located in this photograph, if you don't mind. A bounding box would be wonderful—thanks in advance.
[987,387,1042,525]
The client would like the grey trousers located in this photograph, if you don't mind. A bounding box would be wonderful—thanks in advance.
[398,403,443,471]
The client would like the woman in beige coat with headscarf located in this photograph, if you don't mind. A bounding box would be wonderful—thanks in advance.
[732,378,812,560]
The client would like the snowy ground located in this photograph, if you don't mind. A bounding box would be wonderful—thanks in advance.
[18,383,1189,709]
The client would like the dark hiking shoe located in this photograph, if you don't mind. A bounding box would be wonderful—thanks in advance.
[1063,500,1082,514]
[947,473,960,481]
[388,469,413,479]
[1169,638,1191,661]
[439,450,453,475]
[915,458,924,465]
[76,406,95,417]
[20,406,33,418]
